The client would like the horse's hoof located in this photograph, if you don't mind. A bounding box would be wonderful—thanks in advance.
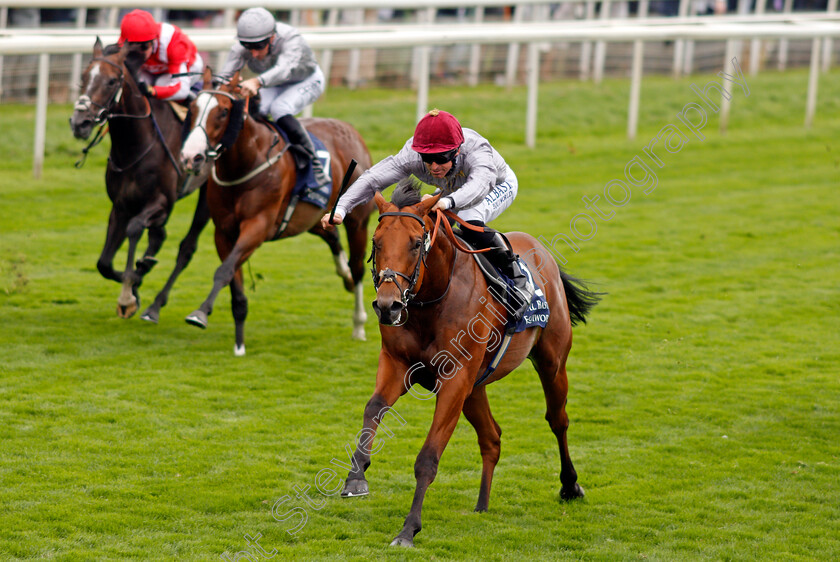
[117,302,138,319]
[560,482,585,501]
[390,537,414,548]
[234,344,246,357]
[185,310,208,329]
[140,307,159,324]
[341,479,369,498]
[352,327,366,341]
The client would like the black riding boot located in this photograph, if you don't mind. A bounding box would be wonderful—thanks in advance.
[275,114,330,187]
[485,232,534,330]
[460,222,534,330]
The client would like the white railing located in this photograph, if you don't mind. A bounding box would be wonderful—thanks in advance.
[3,17,840,177]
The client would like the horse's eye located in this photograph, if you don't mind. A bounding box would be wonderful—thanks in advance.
[108,78,117,86]
[413,239,422,250]
[219,109,229,118]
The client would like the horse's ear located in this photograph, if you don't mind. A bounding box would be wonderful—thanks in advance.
[374,191,390,213]
[229,71,242,91]
[202,66,213,89]
[416,193,442,216]
[93,37,103,57]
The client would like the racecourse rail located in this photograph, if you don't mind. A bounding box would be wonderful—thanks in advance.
[2,14,840,177]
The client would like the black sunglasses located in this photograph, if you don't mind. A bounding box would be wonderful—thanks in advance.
[420,149,458,165]
[127,41,154,51]
[240,38,270,51]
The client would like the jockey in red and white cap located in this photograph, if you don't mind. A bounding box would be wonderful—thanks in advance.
[118,9,203,102]
[322,109,533,326]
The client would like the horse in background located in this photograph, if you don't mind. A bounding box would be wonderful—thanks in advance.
[69,38,209,322]
[179,69,375,355]
[340,179,600,546]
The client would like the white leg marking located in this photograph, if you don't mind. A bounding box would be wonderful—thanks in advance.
[352,281,367,341]
[234,343,246,357]
[334,250,353,283]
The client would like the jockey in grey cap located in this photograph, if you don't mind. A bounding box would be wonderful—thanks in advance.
[219,7,328,187]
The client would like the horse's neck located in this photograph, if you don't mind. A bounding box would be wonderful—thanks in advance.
[221,116,287,176]
[108,86,153,143]
[417,233,460,302]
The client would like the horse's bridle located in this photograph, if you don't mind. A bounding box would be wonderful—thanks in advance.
[193,90,288,187]
[76,57,151,124]
[74,55,156,169]
[370,210,456,326]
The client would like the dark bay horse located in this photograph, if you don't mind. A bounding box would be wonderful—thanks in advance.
[70,38,209,322]
[340,181,600,547]
[179,69,375,355]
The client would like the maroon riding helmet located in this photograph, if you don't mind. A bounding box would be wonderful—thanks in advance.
[412,109,464,155]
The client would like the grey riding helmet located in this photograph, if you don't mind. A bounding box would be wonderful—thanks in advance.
[236,7,275,42]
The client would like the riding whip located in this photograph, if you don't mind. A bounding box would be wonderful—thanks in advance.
[329,158,358,225]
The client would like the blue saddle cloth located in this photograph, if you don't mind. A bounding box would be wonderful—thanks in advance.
[271,126,334,210]
[501,260,550,334]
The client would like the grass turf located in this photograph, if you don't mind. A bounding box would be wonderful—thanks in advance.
[0,67,838,560]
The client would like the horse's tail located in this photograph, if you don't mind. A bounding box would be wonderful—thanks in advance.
[558,268,603,326]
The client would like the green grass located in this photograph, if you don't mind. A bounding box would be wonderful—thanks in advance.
[1,67,839,560]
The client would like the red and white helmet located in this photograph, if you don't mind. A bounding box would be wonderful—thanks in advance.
[411,109,464,154]
[120,10,159,43]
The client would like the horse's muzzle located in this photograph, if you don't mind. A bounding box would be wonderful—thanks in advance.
[372,296,406,326]
[69,113,93,140]
[182,153,205,174]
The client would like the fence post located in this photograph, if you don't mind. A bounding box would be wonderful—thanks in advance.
[628,0,649,140]
[526,42,539,148]
[468,6,485,86]
[0,7,7,100]
[672,0,690,78]
[778,0,794,71]
[580,0,596,81]
[823,0,838,72]
[593,0,611,84]
[749,0,767,75]
[805,37,822,128]
[34,53,50,179]
[505,4,525,89]
[69,7,88,102]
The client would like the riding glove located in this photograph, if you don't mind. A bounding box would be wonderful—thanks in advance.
[137,81,157,98]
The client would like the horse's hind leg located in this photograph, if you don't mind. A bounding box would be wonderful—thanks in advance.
[97,207,128,283]
[308,223,354,291]
[142,187,210,323]
[462,386,502,512]
[531,339,585,501]
[343,203,375,341]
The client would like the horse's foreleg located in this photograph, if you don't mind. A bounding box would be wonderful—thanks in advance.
[117,199,168,319]
[142,187,210,324]
[97,207,127,283]
[462,386,502,512]
[186,221,264,333]
[392,378,472,547]
[230,268,248,356]
[342,353,408,498]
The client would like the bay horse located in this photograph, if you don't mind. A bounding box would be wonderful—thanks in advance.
[340,180,600,547]
[69,38,210,322]
[179,68,375,355]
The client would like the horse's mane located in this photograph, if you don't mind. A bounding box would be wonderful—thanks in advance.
[218,98,247,151]
[391,177,423,208]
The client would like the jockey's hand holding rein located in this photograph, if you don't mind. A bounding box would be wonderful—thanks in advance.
[240,77,261,98]
[321,211,342,230]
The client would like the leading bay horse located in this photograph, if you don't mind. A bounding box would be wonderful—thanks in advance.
[179,69,375,355]
[70,38,209,322]
[340,180,600,547]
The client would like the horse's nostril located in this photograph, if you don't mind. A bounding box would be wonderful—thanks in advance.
[390,301,404,314]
